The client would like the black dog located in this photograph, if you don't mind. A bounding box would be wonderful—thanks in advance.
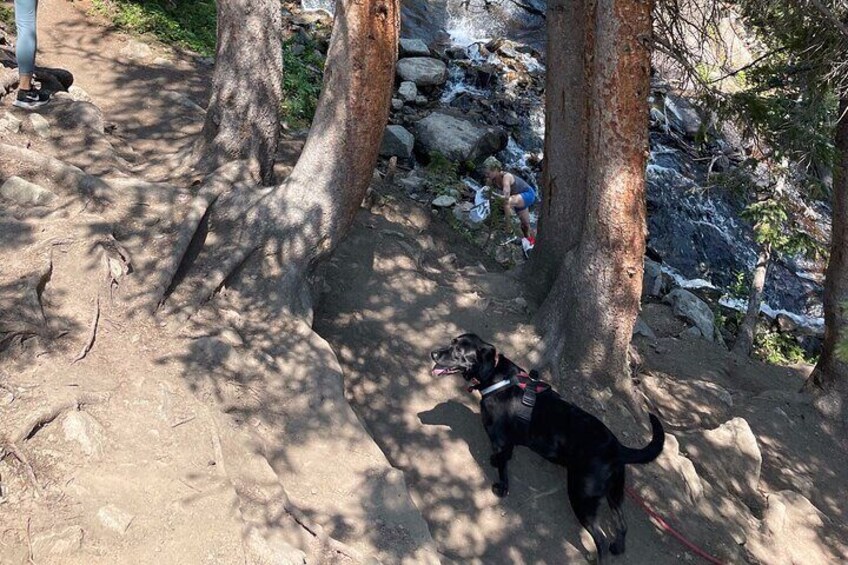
[431,333,665,562]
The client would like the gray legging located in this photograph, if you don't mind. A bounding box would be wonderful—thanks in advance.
[14,0,38,76]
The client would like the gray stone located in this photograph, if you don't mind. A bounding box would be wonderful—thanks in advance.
[642,258,668,298]
[398,81,417,103]
[0,111,22,133]
[396,57,447,87]
[31,526,84,561]
[67,85,94,103]
[415,111,506,163]
[399,38,430,57]
[664,93,703,137]
[120,39,153,60]
[396,175,422,192]
[97,504,135,535]
[391,98,403,111]
[1,176,57,206]
[633,317,656,339]
[62,411,106,456]
[431,195,456,208]
[29,113,50,138]
[414,95,429,106]
[379,125,414,159]
[663,288,718,342]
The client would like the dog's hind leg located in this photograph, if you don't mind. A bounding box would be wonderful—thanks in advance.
[607,467,627,555]
[489,443,513,498]
[568,475,607,563]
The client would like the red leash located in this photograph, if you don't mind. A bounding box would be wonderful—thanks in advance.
[625,485,725,565]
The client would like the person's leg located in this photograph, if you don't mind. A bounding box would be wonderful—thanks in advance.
[506,194,526,236]
[517,208,534,239]
[15,0,39,90]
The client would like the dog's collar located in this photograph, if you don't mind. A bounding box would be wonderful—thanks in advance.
[479,377,515,397]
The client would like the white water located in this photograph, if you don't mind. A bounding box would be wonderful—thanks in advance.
[301,0,334,14]
[719,296,824,333]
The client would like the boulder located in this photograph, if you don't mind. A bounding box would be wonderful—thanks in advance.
[632,317,657,339]
[642,258,669,298]
[379,125,414,159]
[399,38,430,57]
[1,176,57,206]
[663,288,718,341]
[682,417,762,504]
[415,111,506,163]
[120,39,153,60]
[664,93,703,137]
[396,57,447,87]
[397,81,418,103]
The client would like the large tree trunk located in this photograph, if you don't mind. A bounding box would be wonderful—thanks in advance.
[526,0,590,294]
[805,97,848,422]
[533,0,653,397]
[192,0,284,185]
[159,0,399,318]
[733,245,771,357]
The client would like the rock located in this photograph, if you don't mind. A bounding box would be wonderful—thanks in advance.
[245,528,307,565]
[97,504,135,535]
[1,176,57,206]
[431,195,456,208]
[161,91,205,113]
[397,81,418,103]
[664,93,703,137]
[641,373,733,428]
[663,288,718,342]
[31,526,84,561]
[414,95,429,106]
[152,56,171,66]
[62,411,106,456]
[67,85,94,103]
[391,98,403,111]
[683,418,762,504]
[120,39,153,60]
[396,57,447,87]
[29,113,50,138]
[415,111,506,163]
[658,434,703,504]
[380,125,414,159]
[642,258,668,298]
[396,174,422,192]
[0,111,22,133]
[399,38,430,57]
[775,313,799,333]
[754,490,832,564]
[633,317,657,339]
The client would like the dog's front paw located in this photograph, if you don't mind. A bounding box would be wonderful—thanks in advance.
[491,482,509,498]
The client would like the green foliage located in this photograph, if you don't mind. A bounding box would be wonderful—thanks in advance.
[422,152,465,196]
[728,271,750,300]
[91,0,216,56]
[281,39,325,129]
[741,197,826,258]
[754,326,814,365]
[0,5,14,29]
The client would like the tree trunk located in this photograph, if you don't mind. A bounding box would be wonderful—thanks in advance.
[192,0,284,185]
[533,0,653,395]
[805,96,848,418]
[160,0,399,318]
[526,0,590,295]
[733,245,771,357]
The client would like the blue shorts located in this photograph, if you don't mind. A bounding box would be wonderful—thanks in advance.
[513,189,536,212]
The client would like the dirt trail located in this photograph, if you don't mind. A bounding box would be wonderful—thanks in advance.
[316,188,848,564]
[36,0,209,179]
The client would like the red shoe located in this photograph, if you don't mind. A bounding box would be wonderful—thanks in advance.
[527,236,536,246]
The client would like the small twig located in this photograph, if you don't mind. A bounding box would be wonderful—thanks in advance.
[4,444,41,499]
[73,294,100,363]
[170,415,196,428]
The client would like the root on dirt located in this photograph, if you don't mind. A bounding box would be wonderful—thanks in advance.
[72,293,100,363]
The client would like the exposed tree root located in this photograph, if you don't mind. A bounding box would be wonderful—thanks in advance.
[9,392,109,445]
[1,444,42,499]
[72,293,100,363]
[0,144,112,206]
[150,162,256,313]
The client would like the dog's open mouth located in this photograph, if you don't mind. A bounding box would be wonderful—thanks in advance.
[431,364,461,376]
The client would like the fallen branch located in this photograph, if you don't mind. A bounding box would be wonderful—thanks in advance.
[73,293,100,363]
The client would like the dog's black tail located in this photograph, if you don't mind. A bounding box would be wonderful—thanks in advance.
[617,414,665,465]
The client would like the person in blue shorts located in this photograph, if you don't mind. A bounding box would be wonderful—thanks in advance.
[12,0,50,109]
[483,156,537,245]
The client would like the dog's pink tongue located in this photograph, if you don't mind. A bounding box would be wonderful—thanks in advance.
[432,367,446,376]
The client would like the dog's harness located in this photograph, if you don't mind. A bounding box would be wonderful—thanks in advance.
[480,373,552,424]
